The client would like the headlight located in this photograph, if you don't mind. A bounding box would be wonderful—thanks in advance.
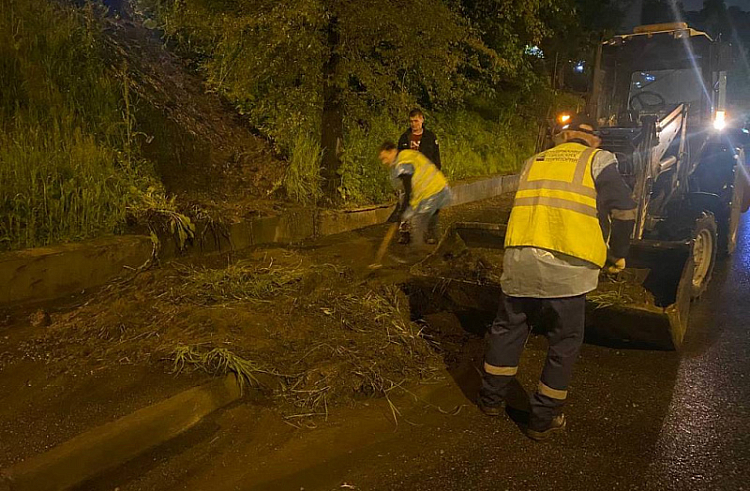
[558,113,571,125]
[714,110,726,131]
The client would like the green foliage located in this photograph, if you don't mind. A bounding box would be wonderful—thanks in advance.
[282,133,323,204]
[0,120,139,251]
[338,113,402,205]
[135,0,592,206]
[457,0,557,89]
[136,0,327,151]
[434,110,535,181]
[0,0,158,251]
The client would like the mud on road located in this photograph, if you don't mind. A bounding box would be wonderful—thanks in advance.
[0,195,514,472]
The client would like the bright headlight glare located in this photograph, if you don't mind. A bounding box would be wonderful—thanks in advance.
[714,110,726,131]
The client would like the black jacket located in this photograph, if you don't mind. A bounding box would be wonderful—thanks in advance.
[398,128,441,169]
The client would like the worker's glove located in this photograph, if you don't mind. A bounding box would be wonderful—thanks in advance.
[605,257,626,274]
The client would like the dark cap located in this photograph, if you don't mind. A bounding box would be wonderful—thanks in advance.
[565,114,598,135]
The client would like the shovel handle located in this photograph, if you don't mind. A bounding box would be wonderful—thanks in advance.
[374,223,399,265]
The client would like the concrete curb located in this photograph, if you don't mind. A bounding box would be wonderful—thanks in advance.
[451,174,520,207]
[0,374,240,491]
[0,173,520,307]
[0,236,153,307]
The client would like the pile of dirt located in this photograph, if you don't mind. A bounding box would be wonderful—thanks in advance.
[100,4,287,221]
[12,247,440,421]
[589,269,658,309]
[412,240,504,285]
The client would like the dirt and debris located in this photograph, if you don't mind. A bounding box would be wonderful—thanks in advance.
[28,310,52,328]
[411,231,505,286]
[589,269,658,309]
[0,195,514,467]
[9,247,440,424]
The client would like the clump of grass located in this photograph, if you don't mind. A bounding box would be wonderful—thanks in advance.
[588,279,635,309]
[172,344,268,393]
[130,186,197,251]
[279,132,323,204]
[176,260,305,304]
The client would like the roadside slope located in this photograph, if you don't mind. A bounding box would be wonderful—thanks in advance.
[101,6,286,220]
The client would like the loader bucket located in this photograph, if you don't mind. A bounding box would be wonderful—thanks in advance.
[589,240,694,349]
[409,222,697,350]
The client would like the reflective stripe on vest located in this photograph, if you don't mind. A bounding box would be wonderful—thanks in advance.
[396,150,448,209]
[504,142,608,267]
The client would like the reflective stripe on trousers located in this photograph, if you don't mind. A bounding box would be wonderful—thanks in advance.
[480,293,586,424]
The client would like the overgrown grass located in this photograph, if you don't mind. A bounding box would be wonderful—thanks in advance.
[0,120,137,250]
[175,260,305,304]
[280,132,323,204]
[434,109,535,182]
[0,0,153,251]
[337,108,535,206]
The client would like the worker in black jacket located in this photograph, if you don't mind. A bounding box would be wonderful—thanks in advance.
[396,109,443,244]
[398,108,441,169]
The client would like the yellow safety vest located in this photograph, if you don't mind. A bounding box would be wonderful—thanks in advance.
[396,150,448,209]
[505,142,608,267]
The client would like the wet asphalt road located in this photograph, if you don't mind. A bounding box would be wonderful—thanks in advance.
[344,214,750,491]
[250,206,750,490]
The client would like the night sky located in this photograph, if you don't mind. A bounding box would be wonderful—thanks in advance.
[682,0,750,10]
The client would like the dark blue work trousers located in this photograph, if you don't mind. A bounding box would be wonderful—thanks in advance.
[480,292,586,430]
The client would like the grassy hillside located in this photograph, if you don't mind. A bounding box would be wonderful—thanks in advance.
[0,0,580,252]
[0,0,153,251]
[0,0,287,252]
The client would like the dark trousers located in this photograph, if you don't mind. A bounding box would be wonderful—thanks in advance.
[410,208,440,246]
[480,292,586,430]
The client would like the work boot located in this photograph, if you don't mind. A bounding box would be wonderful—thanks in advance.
[397,222,411,245]
[526,414,567,441]
[476,396,503,417]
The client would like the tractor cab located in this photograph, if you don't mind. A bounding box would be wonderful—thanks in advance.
[589,23,733,196]
[591,22,729,133]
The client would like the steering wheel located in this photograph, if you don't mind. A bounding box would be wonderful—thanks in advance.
[629,90,666,112]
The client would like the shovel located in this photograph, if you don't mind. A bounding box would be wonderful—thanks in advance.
[368,223,399,270]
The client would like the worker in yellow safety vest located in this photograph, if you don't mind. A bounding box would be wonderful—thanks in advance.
[477,114,637,441]
[379,142,451,248]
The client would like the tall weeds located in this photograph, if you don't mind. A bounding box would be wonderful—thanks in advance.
[282,133,323,205]
[0,0,150,251]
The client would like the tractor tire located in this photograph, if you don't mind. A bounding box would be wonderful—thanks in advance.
[689,213,718,300]
[719,148,746,256]
[720,169,743,256]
